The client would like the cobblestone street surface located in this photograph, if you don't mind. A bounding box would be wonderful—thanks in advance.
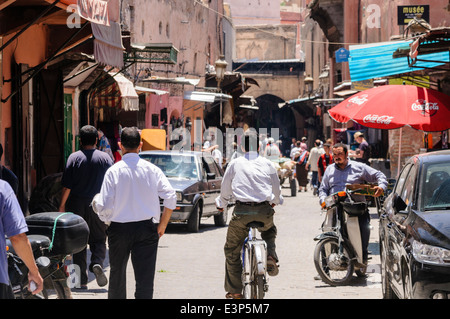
[72,185,382,299]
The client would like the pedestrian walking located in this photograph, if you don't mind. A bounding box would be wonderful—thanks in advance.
[290,140,301,160]
[216,132,283,299]
[93,127,176,299]
[294,143,309,192]
[0,180,43,298]
[317,143,333,184]
[306,139,324,195]
[59,125,113,289]
[263,137,281,160]
[98,129,114,162]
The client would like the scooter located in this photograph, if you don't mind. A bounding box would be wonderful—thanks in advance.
[6,212,89,299]
[6,234,74,299]
[313,185,370,286]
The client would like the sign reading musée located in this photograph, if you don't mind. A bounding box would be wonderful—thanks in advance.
[397,5,429,25]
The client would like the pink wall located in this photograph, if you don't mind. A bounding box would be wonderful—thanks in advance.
[145,94,183,129]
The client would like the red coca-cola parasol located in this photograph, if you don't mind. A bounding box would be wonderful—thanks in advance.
[328,85,450,132]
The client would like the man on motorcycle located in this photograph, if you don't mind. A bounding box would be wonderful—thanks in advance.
[318,143,387,265]
[0,180,43,298]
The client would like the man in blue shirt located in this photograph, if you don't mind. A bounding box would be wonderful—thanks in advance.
[59,125,113,289]
[319,143,387,264]
[0,180,43,298]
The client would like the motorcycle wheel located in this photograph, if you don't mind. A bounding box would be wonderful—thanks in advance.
[314,237,354,286]
[43,267,73,299]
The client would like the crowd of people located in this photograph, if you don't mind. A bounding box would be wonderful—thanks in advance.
[0,125,381,300]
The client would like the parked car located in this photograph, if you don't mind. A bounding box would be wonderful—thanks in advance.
[139,150,227,232]
[379,150,450,299]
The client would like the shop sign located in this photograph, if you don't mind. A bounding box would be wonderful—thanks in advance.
[351,79,373,91]
[397,5,429,25]
[335,48,349,63]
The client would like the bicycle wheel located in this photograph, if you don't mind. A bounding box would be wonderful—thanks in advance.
[314,237,354,286]
[254,274,265,299]
[242,244,252,299]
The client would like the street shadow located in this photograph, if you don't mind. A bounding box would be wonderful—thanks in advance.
[165,220,227,234]
[368,242,380,256]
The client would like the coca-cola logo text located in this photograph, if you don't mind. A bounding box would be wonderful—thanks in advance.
[411,99,439,117]
[363,114,394,125]
[347,94,369,107]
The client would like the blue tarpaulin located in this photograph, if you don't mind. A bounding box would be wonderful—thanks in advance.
[348,40,450,82]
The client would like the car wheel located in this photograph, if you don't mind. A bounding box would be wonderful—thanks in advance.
[187,203,201,233]
[380,237,397,299]
[214,207,227,227]
[402,262,413,299]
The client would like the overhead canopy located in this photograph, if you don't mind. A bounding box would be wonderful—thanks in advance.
[278,95,316,109]
[349,39,450,82]
[63,61,98,87]
[90,72,139,111]
[142,77,200,86]
[183,91,232,103]
[134,85,169,96]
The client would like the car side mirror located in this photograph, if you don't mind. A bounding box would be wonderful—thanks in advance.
[392,193,407,214]
[207,172,216,180]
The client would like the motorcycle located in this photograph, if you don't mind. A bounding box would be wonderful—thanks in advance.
[313,185,373,286]
[6,212,89,299]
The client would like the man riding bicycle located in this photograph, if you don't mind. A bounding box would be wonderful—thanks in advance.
[318,143,387,266]
[216,131,283,299]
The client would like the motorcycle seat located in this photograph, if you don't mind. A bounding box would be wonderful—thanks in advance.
[6,235,50,256]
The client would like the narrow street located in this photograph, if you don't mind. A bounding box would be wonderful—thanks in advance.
[72,184,382,299]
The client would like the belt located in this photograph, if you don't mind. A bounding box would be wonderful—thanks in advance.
[236,201,269,207]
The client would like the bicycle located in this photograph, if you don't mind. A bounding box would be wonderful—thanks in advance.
[241,221,269,299]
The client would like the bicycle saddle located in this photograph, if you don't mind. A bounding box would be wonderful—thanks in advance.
[246,221,264,228]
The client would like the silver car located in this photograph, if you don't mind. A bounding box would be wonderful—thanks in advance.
[139,150,227,232]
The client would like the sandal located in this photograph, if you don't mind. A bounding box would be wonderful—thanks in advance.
[267,256,279,276]
[226,292,243,299]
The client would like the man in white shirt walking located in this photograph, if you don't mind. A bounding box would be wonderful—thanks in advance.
[93,127,176,299]
[306,139,325,195]
[216,132,283,299]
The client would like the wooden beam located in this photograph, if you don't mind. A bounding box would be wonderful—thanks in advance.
[0,0,16,11]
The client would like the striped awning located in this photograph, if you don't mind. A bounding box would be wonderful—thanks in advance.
[348,39,450,82]
[90,72,138,111]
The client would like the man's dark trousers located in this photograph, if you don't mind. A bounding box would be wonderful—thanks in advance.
[66,194,107,285]
[107,219,159,299]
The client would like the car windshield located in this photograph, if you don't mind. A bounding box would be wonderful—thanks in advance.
[421,161,450,211]
[140,153,200,180]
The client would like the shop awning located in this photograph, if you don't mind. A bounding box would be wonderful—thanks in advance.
[90,72,138,111]
[278,95,317,109]
[63,61,98,87]
[134,86,169,96]
[348,39,450,82]
[142,77,200,86]
[183,91,232,103]
[76,0,109,25]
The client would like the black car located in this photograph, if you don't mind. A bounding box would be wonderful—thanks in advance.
[379,150,450,299]
[139,150,227,232]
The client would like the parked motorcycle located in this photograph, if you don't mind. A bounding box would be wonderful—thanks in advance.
[313,185,371,286]
[6,212,89,299]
